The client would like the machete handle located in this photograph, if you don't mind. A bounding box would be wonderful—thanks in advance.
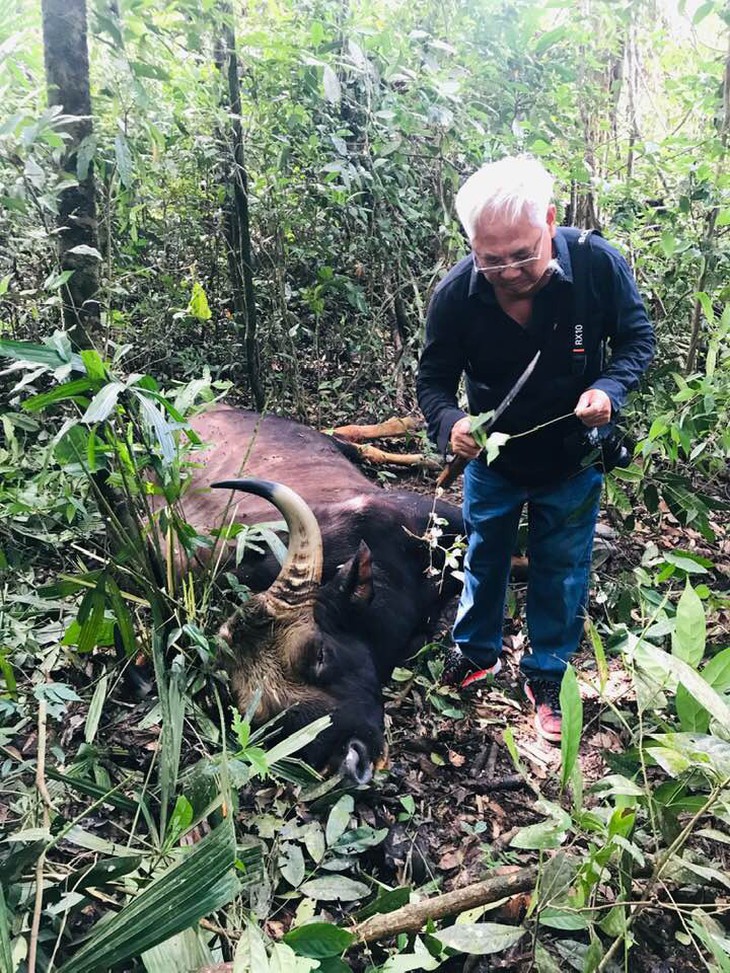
[436,453,468,490]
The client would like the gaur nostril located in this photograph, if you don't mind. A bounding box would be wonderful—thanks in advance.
[341,739,373,785]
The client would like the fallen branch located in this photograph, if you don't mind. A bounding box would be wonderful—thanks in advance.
[344,442,439,470]
[331,416,422,442]
[351,865,537,943]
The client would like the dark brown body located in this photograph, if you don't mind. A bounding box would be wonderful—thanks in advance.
[178,406,464,781]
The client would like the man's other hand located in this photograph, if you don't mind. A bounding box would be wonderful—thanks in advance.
[450,416,481,458]
[575,388,612,427]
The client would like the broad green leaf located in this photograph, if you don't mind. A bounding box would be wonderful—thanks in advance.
[298,876,369,902]
[279,842,306,888]
[435,922,525,954]
[76,134,96,180]
[329,826,388,855]
[379,936,441,971]
[167,795,194,844]
[484,431,510,465]
[303,823,326,864]
[672,580,706,667]
[533,941,562,973]
[560,665,582,792]
[538,908,590,931]
[114,132,134,187]
[703,646,730,693]
[269,943,320,972]
[265,714,331,766]
[58,819,238,973]
[354,885,411,921]
[539,850,579,905]
[84,672,108,744]
[134,391,176,465]
[648,733,730,780]
[283,922,354,958]
[234,919,270,972]
[635,644,730,733]
[23,377,96,413]
[588,774,644,797]
[326,795,355,847]
[187,281,212,321]
[0,337,84,370]
[663,551,710,574]
[142,928,214,973]
[511,800,570,850]
[0,884,12,973]
[82,382,125,423]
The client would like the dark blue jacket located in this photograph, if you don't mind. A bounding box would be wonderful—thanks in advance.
[416,227,655,487]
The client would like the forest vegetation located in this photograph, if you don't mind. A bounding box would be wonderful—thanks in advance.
[0,0,729,970]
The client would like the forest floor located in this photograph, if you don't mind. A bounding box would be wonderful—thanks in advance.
[9,452,729,973]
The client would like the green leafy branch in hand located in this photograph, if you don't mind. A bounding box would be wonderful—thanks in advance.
[469,411,576,466]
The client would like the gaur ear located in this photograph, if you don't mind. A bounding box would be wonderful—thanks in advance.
[335,541,374,607]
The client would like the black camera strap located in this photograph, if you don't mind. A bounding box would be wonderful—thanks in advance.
[566,228,597,376]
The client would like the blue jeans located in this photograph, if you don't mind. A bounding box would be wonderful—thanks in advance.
[452,460,603,681]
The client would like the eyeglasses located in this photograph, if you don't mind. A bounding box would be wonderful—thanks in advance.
[472,230,545,275]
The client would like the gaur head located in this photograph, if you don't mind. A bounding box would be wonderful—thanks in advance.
[212,478,386,785]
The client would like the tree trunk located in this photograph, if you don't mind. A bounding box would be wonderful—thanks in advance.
[217,7,265,409]
[41,0,101,350]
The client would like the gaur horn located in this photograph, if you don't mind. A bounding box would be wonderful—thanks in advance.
[211,479,323,612]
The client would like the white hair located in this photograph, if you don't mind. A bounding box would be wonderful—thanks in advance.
[455,155,555,240]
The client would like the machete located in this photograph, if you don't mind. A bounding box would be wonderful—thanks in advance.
[436,348,542,490]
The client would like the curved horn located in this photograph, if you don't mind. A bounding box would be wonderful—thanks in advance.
[212,479,323,611]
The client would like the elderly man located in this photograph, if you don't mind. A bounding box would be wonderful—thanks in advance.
[417,156,654,742]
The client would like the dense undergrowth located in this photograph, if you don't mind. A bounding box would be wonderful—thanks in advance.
[2,0,730,969]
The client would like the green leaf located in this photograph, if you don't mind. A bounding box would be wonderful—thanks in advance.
[329,826,388,855]
[187,280,212,321]
[133,391,176,465]
[23,377,97,413]
[57,818,238,973]
[354,885,411,921]
[435,922,525,955]
[585,620,608,692]
[693,0,717,24]
[703,646,730,694]
[664,550,710,574]
[142,928,214,973]
[634,644,730,733]
[484,431,510,465]
[82,382,125,423]
[167,795,194,844]
[326,795,354,847]
[533,25,567,53]
[559,665,582,792]
[298,876,369,902]
[85,673,108,744]
[283,922,355,958]
[76,134,97,181]
[279,842,306,888]
[511,800,570,850]
[0,884,12,973]
[323,64,341,103]
[672,580,706,667]
[114,132,134,187]
[538,908,590,931]
[265,714,331,766]
[659,229,676,257]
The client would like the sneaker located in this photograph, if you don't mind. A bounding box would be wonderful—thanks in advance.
[524,678,562,743]
[442,645,502,690]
